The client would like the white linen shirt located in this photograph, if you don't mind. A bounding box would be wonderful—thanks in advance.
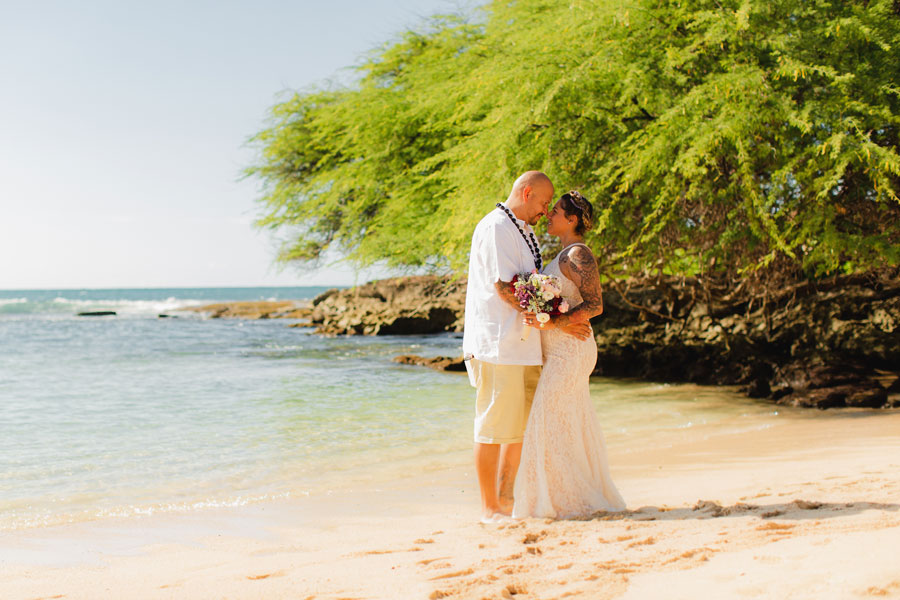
[462,203,542,368]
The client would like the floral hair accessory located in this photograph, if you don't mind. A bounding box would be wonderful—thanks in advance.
[563,190,593,232]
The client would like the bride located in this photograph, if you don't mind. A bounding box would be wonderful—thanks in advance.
[512,191,626,519]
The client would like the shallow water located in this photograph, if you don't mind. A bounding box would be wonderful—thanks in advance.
[0,287,798,530]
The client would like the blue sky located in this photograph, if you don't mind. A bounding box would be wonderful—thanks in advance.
[0,1,478,289]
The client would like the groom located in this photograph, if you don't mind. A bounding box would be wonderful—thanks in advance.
[463,171,592,520]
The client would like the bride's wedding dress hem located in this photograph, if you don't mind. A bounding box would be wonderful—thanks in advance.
[512,245,626,520]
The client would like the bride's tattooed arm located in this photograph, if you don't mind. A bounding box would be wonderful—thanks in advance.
[556,245,604,325]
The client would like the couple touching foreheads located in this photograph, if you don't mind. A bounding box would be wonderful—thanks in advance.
[462,171,625,522]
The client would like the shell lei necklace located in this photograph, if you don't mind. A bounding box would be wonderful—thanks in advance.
[496,203,542,271]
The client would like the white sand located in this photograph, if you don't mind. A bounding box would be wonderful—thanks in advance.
[2,410,899,599]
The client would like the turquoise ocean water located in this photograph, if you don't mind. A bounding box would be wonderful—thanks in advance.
[0,287,785,530]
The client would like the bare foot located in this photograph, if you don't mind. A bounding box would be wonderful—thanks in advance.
[480,512,514,524]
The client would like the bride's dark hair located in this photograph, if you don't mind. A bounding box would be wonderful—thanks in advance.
[558,190,594,235]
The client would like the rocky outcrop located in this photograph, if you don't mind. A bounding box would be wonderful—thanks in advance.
[183,301,312,320]
[178,272,898,409]
[393,354,467,372]
[315,272,898,408]
[593,273,900,409]
[309,275,466,335]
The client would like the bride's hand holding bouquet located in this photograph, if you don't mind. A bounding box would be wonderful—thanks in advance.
[510,271,569,340]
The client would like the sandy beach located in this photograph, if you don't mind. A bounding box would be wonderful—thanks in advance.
[2,409,898,600]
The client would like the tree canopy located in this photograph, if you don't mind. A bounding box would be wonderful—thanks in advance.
[247,0,900,291]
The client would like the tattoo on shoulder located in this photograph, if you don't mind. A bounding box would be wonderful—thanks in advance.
[567,246,596,270]
[562,246,603,312]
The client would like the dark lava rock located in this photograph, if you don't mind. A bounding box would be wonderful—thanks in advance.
[312,288,341,306]
[742,377,771,399]
[393,354,467,372]
[180,301,310,320]
[77,311,116,317]
[310,275,466,336]
[592,272,900,409]
[782,382,888,409]
[305,270,899,409]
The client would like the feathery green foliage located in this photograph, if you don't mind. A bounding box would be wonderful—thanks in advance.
[247,0,900,289]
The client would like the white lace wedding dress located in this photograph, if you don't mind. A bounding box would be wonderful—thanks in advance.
[512,245,626,519]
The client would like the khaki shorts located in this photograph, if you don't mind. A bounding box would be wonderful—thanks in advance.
[471,359,541,444]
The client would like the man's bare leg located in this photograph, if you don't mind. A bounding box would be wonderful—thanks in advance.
[497,442,522,515]
[475,442,502,520]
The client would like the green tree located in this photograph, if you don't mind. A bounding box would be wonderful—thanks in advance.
[247,0,900,292]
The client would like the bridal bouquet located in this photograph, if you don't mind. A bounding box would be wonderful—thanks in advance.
[511,271,569,340]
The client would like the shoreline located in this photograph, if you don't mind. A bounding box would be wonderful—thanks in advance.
[3,410,899,599]
[177,271,900,410]
[2,378,862,534]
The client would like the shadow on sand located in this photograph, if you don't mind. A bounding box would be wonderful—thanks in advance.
[581,498,900,523]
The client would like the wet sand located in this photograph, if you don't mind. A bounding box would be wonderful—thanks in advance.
[2,410,899,599]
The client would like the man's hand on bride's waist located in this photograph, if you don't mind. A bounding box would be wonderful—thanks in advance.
[522,312,593,340]
[558,319,592,340]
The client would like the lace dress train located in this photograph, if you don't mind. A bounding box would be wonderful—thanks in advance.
[512,250,625,519]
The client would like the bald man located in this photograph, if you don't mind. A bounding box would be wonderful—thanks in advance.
[463,171,592,521]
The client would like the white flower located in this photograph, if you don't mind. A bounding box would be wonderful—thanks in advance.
[559,300,570,313]
[542,290,555,301]
[536,312,550,324]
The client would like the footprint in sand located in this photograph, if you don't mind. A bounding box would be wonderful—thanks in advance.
[522,530,548,544]
[246,570,285,581]
[501,583,527,598]
[756,522,794,537]
[865,579,900,596]
[429,568,474,581]
[663,548,715,565]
